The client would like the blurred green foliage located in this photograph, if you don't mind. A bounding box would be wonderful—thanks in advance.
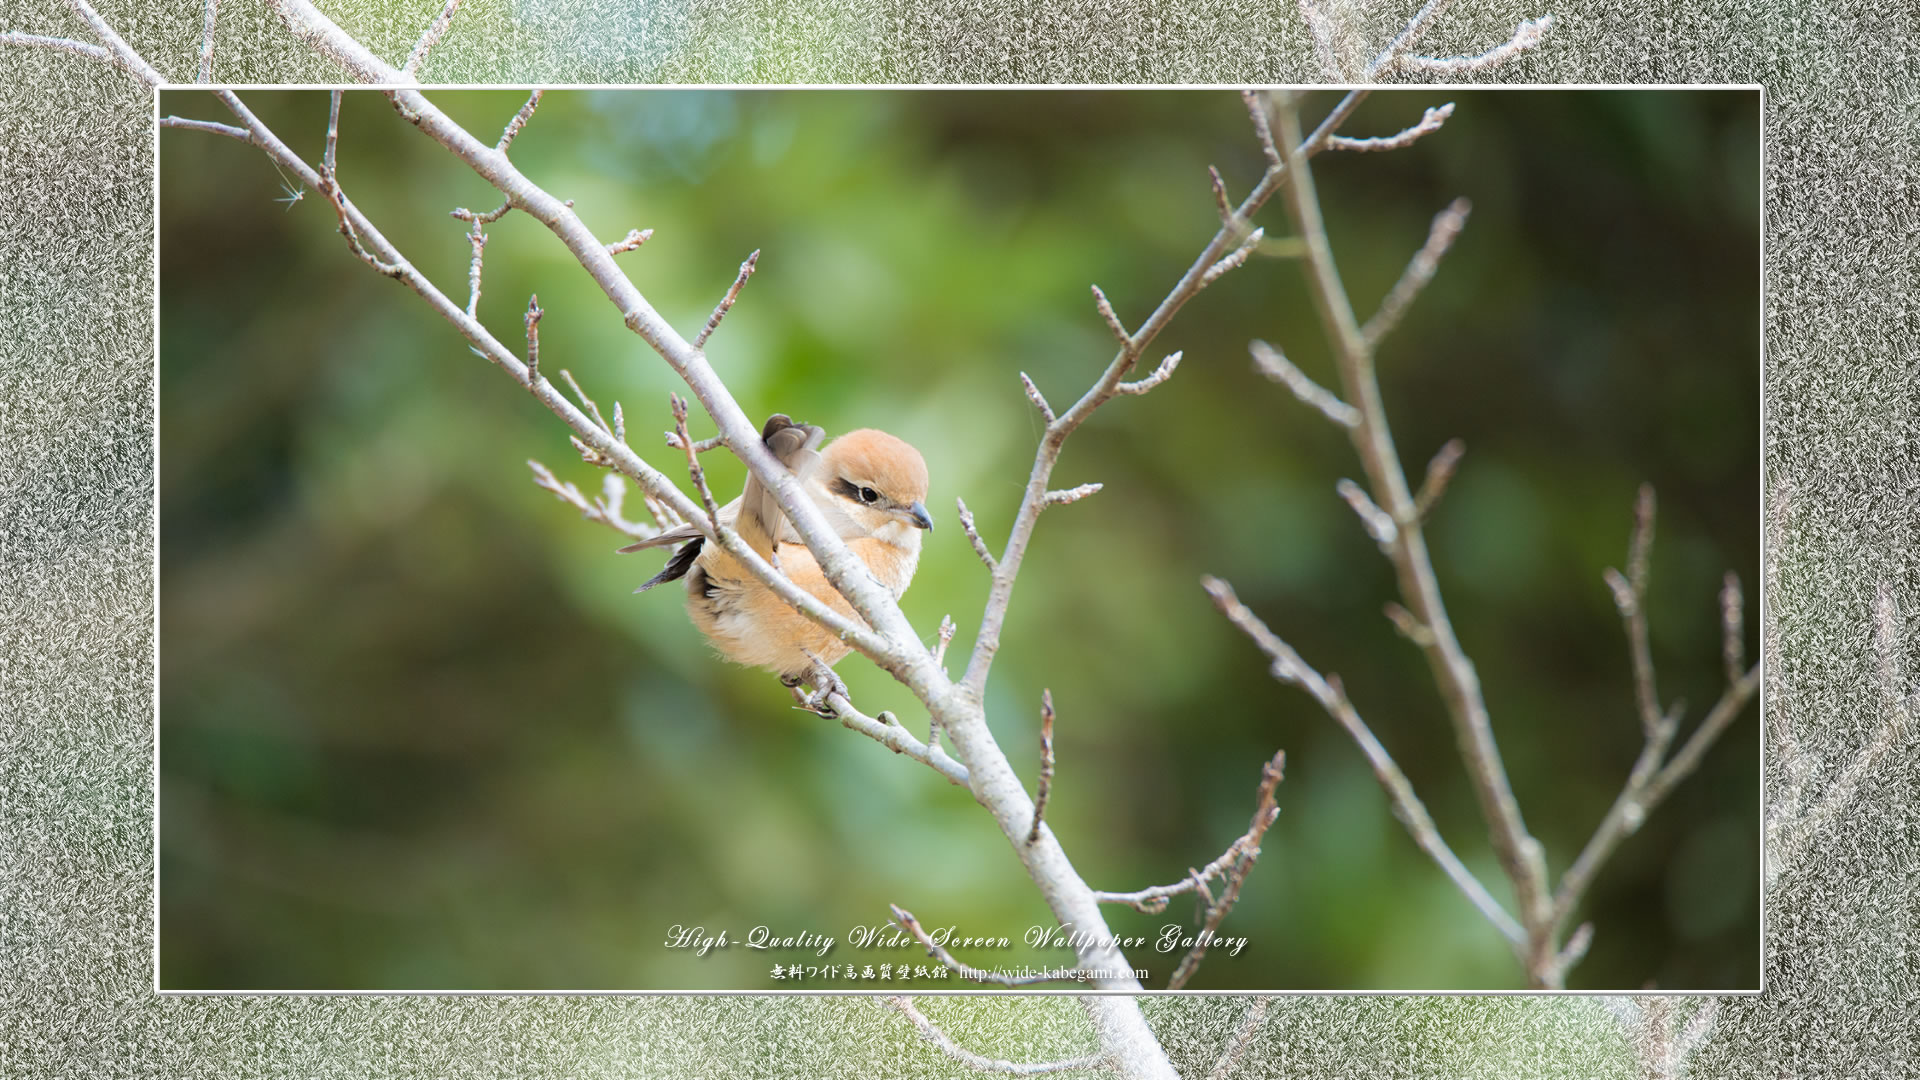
[158,89,1759,990]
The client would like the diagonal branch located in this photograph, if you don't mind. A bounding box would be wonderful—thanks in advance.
[1326,103,1455,153]
[1165,752,1286,989]
[960,90,1371,701]
[1203,577,1525,946]
[1361,196,1472,348]
[1393,17,1556,76]
[1091,750,1287,920]
[402,0,465,77]
[1205,998,1272,1080]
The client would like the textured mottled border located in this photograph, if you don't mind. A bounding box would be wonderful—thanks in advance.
[3,0,1915,1076]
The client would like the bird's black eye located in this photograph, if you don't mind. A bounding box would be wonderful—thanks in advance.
[859,486,879,504]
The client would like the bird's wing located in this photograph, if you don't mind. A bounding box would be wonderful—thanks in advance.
[614,495,744,553]
[739,414,825,559]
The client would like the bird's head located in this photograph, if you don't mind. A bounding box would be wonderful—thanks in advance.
[817,429,933,546]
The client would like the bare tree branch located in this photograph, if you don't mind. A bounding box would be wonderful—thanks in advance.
[0,30,114,68]
[1041,483,1103,509]
[1165,751,1285,989]
[1092,752,1286,927]
[1250,339,1359,428]
[498,89,544,151]
[1018,372,1058,423]
[607,228,652,255]
[1364,0,1553,79]
[1115,351,1182,396]
[1203,577,1525,946]
[1269,95,1555,968]
[933,614,958,671]
[158,115,252,143]
[1362,197,1472,348]
[1393,17,1556,76]
[1413,438,1464,520]
[1549,493,1760,957]
[66,0,164,85]
[1028,690,1056,844]
[694,250,760,349]
[402,0,465,77]
[960,91,1369,703]
[1326,103,1455,153]
[1205,997,1272,1080]
[196,0,219,81]
[527,463,658,542]
[886,998,1108,1076]
[262,0,406,82]
[956,497,999,571]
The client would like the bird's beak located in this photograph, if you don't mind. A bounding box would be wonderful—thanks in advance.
[907,501,934,531]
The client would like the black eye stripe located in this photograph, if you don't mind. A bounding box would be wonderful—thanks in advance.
[832,477,885,504]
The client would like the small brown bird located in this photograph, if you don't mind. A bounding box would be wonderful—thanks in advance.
[623,416,933,685]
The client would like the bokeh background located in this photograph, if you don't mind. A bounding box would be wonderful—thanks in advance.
[157,89,1758,990]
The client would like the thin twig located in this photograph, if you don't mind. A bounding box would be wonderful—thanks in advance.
[1028,690,1056,844]
[694,250,759,348]
[1203,577,1525,945]
[196,0,219,81]
[1115,352,1182,396]
[1240,90,1282,168]
[671,393,721,522]
[1165,751,1286,989]
[1326,103,1455,153]
[402,0,464,77]
[158,115,253,143]
[1393,17,1555,75]
[607,228,653,255]
[1551,492,1761,948]
[885,998,1107,1076]
[1019,372,1057,422]
[324,89,341,177]
[65,0,164,85]
[932,614,957,671]
[463,222,487,318]
[523,294,543,383]
[1041,483,1103,509]
[889,905,1076,986]
[526,461,658,542]
[664,431,726,454]
[1413,439,1465,520]
[1207,165,1235,226]
[1089,284,1131,344]
[1250,340,1359,428]
[498,89,543,152]
[560,369,611,435]
[1200,228,1265,286]
[1337,478,1397,548]
[1205,997,1272,1080]
[0,31,114,68]
[1362,197,1472,348]
[956,498,999,571]
[1721,572,1746,688]
[1094,751,1286,920]
[825,694,970,787]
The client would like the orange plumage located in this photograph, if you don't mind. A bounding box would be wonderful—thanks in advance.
[624,418,932,683]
